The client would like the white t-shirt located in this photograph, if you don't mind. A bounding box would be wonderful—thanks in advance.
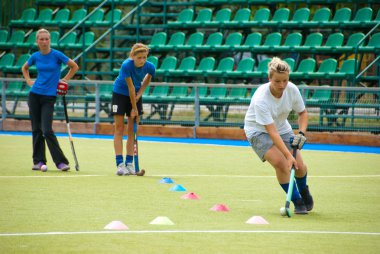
[244,82,305,138]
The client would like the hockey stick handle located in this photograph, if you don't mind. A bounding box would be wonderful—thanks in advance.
[62,95,80,171]
[285,147,298,207]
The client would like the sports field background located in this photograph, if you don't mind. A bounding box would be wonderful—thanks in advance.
[0,134,379,253]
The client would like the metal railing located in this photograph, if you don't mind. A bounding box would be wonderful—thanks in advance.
[1,78,380,134]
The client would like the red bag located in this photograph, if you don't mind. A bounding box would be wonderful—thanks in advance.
[57,80,68,95]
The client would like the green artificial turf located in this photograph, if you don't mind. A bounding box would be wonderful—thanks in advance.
[0,135,379,253]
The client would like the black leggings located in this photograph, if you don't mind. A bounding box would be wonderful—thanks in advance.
[28,92,68,166]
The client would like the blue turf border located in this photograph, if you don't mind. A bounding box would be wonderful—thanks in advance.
[1,131,379,154]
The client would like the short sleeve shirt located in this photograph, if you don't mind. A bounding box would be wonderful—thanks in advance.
[27,49,69,96]
[113,59,156,96]
[244,82,305,138]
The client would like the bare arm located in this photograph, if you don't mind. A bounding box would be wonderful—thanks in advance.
[298,109,308,134]
[136,74,152,101]
[22,62,34,87]
[61,59,79,82]
[265,123,297,169]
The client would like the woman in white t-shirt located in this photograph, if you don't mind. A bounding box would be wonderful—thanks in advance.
[244,57,313,214]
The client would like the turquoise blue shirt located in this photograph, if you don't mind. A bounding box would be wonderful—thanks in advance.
[113,59,156,96]
[27,49,69,96]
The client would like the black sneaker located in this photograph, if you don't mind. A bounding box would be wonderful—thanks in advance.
[293,198,308,214]
[300,185,314,211]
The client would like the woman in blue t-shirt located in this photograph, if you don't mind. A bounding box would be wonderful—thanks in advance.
[22,28,79,172]
[112,43,155,175]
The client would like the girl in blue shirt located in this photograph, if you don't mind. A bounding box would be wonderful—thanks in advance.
[22,28,78,172]
[112,43,155,175]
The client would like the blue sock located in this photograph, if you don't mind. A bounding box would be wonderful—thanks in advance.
[280,182,302,202]
[296,173,307,193]
[116,155,123,166]
[125,155,133,164]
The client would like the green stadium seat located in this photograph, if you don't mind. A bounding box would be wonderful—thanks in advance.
[263,8,290,27]
[369,10,380,26]
[188,57,215,77]
[185,86,208,103]
[254,32,282,52]
[335,33,365,53]
[224,87,250,104]
[343,7,373,28]
[197,32,223,51]
[155,56,177,76]
[329,8,351,28]
[246,8,270,27]
[0,30,8,45]
[168,9,194,27]
[95,9,122,26]
[6,81,29,98]
[283,58,295,71]
[27,8,53,26]
[62,8,87,27]
[283,8,310,28]
[247,58,271,78]
[306,85,332,108]
[315,33,344,53]
[294,32,323,53]
[291,58,316,79]
[3,53,30,73]
[309,58,337,79]
[226,57,255,78]
[144,85,170,101]
[71,31,95,49]
[58,32,77,49]
[208,57,235,77]
[201,85,228,103]
[149,32,167,51]
[17,31,37,48]
[46,8,70,26]
[0,53,15,72]
[297,83,310,100]
[50,31,60,48]
[274,32,302,52]
[169,56,196,76]
[159,32,186,51]
[165,86,189,102]
[9,8,36,26]
[177,32,204,51]
[0,30,25,49]
[329,59,356,79]
[237,32,262,51]
[358,33,380,53]
[226,8,251,27]
[85,9,105,26]
[215,32,243,51]
[191,8,213,27]
[208,8,231,27]
[306,7,331,27]
[147,56,159,68]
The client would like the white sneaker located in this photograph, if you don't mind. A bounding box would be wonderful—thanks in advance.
[125,163,136,175]
[116,163,129,176]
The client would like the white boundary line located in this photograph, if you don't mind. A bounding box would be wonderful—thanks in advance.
[0,175,105,178]
[1,230,379,237]
[1,174,379,179]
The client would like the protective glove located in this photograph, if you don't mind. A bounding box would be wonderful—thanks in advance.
[291,131,307,150]
[57,80,68,96]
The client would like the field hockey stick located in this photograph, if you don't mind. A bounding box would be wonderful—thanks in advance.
[281,146,297,217]
[62,95,79,171]
[133,120,145,176]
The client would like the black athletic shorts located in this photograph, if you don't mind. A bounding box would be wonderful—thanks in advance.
[111,92,143,116]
